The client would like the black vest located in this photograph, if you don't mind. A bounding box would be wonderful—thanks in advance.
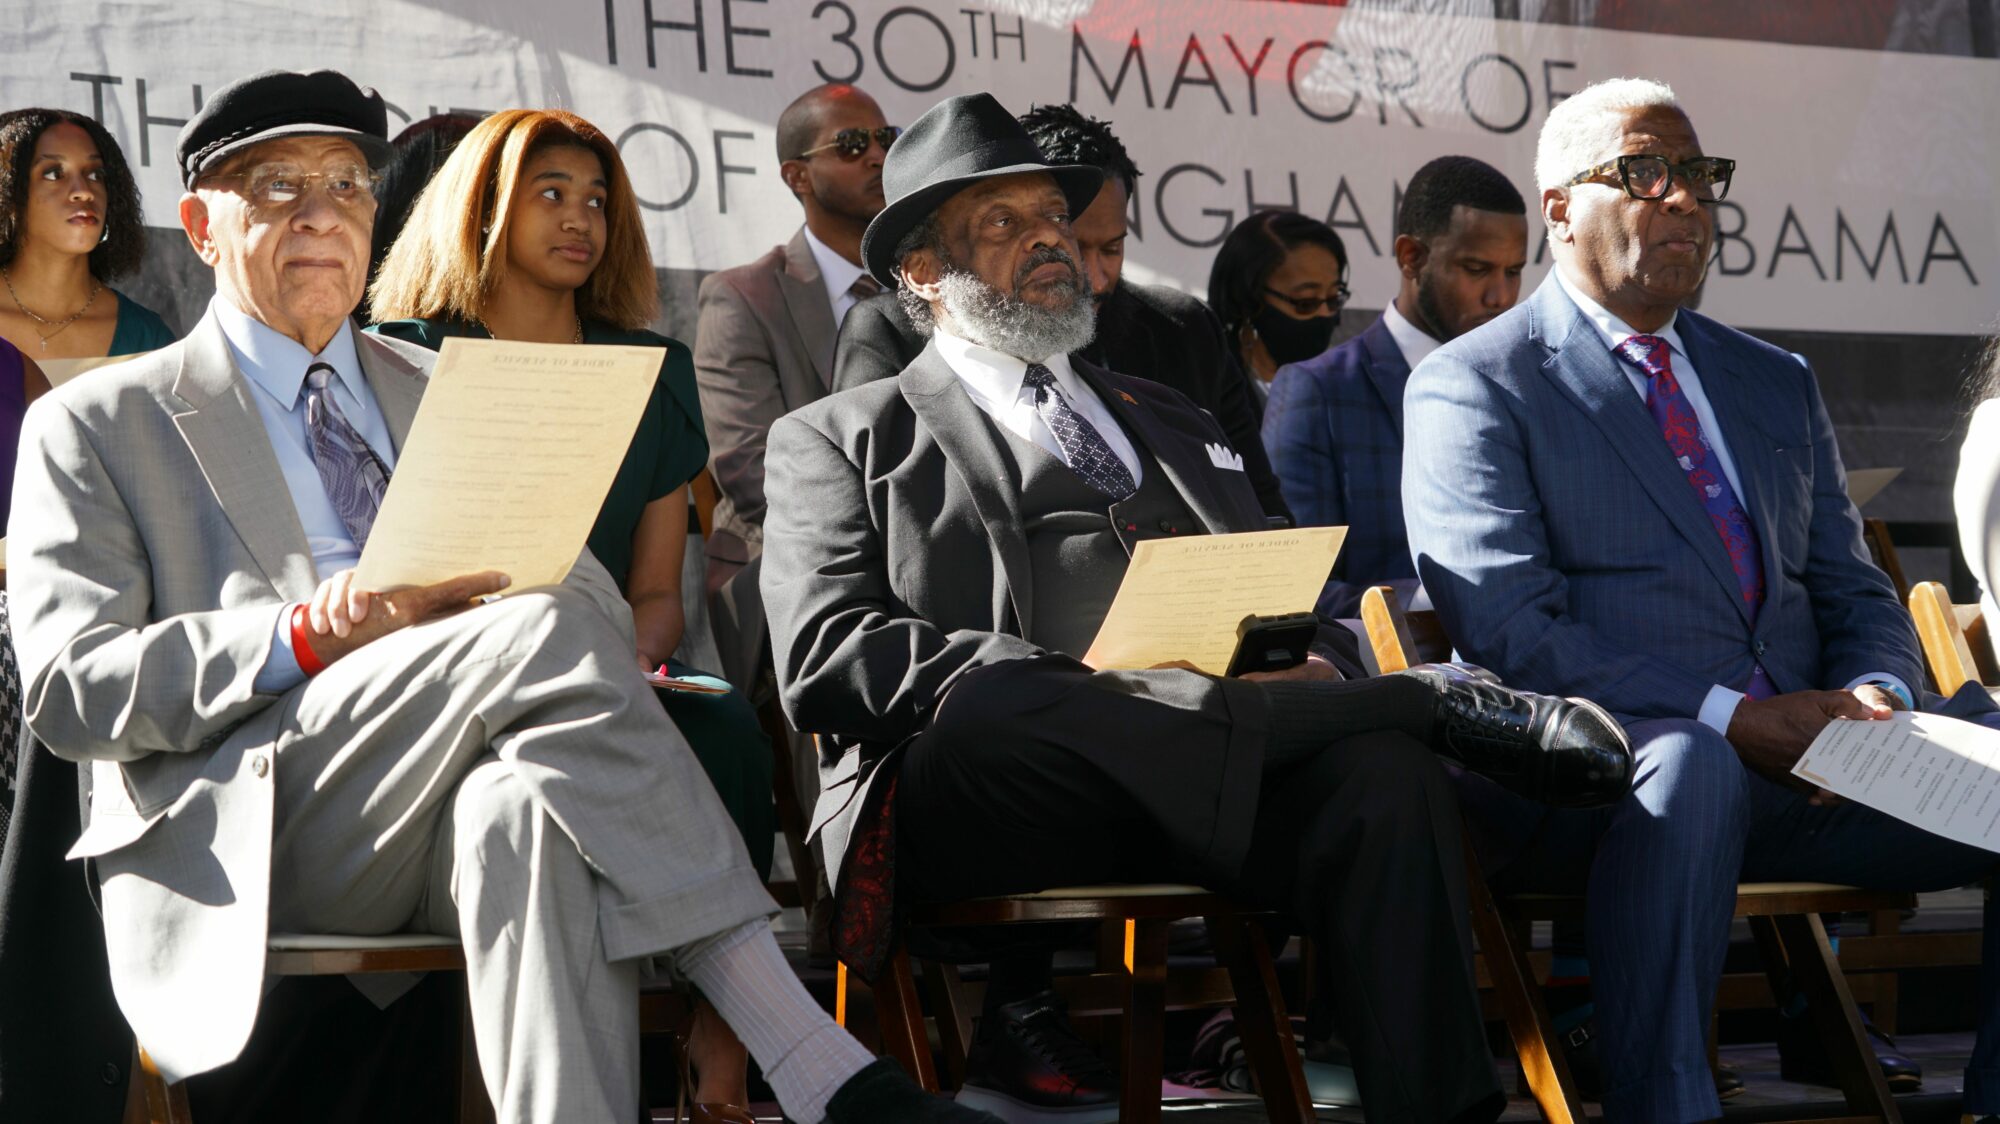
[993,425,1202,658]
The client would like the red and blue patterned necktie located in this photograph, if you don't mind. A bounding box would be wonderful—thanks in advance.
[1614,335,1774,699]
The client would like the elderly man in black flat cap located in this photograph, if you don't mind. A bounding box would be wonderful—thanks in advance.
[761,92,1632,1124]
[9,67,1000,1124]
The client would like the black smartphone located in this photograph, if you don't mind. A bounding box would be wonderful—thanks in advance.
[1225,612,1319,677]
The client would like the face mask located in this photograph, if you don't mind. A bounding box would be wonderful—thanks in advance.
[1251,304,1340,367]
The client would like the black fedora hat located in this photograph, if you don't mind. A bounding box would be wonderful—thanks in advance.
[177,69,392,189]
[860,93,1102,287]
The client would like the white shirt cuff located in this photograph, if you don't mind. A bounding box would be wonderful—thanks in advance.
[1699,684,1747,737]
[1844,672,1914,708]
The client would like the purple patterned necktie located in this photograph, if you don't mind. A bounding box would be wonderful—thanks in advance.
[303,362,392,548]
[1615,335,1774,699]
[1023,362,1136,500]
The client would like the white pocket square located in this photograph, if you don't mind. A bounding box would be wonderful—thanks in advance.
[1205,442,1245,471]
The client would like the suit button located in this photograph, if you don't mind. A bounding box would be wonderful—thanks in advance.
[101,1062,120,1085]
[251,754,269,778]
[1159,520,1179,533]
[1753,640,1767,656]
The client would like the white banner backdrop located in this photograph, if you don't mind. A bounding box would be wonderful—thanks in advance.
[4,0,1995,335]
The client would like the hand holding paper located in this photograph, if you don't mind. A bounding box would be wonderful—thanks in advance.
[1793,712,2000,849]
[353,338,663,592]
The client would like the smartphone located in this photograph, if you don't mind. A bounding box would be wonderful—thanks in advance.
[1225,612,1319,677]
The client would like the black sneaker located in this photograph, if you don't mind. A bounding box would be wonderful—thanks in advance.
[824,1057,1006,1123]
[1399,665,1633,808]
[956,990,1120,1122]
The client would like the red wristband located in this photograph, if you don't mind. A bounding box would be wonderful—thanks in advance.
[289,603,327,676]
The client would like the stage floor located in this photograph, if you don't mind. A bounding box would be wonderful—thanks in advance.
[676,1029,1981,1122]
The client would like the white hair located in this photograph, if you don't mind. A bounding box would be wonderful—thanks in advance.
[1534,77,1682,192]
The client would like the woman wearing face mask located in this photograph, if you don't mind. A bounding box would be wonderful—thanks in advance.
[0,109,175,359]
[1207,210,1349,403]
[368,109,775,1124]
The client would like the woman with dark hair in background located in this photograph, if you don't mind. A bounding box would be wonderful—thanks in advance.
[0,109,174,358]
[369,108,775,1124]
[365,112,484,297]
[1207,209,1348,402]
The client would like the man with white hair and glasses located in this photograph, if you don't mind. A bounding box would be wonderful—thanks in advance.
[1403,76,2000,1122]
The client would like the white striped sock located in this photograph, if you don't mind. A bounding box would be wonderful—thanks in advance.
[677,919,873,1123]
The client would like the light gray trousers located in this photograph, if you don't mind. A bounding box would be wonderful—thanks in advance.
[259,581,776,1123]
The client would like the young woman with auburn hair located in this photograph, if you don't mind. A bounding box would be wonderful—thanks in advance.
[369,108,771,1124]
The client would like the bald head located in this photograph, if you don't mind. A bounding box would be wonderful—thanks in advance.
[777,84,882,161]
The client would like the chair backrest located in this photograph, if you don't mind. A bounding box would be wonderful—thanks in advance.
[1862,518,1911,603]
[1360,585,1444,673]
[690,468,720,540]
[1908,580,2000,695]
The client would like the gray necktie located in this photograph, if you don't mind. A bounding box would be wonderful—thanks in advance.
[1023,363,1136,500]
[303,362,391,547]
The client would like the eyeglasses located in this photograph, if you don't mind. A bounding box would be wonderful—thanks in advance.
[1562,154,1736,203]
[796,127,901,160]
[1264,283,1350,316]
[202,162,378,209]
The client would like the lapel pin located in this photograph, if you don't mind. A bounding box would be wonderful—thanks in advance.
[1117,390,1137,404]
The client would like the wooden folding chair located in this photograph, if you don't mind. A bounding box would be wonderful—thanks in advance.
[860,885,1314,1124]
[1363,585,1915,1124]
[130,934,491,1124]
[1908,580,2000,696]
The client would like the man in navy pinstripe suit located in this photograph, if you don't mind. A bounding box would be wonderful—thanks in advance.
[1263,156,1527,619]
[1404,77,2000,1123]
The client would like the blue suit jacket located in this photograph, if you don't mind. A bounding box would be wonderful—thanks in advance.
[1402,279,1921,721]
[1263,314,1415,618]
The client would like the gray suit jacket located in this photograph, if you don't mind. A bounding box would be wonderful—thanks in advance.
[693,229,840,570]
[9,310,630,1079]
[761,342,1363,891]
[1402,278,1921,719]
[694,229,840,687]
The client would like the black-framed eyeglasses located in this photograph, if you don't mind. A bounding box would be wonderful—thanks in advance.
[797,126,901,160]
[1264,283,1350,316]
[1563,154,1736,203]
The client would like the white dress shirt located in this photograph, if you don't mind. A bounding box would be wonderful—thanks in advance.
[1381,299,1442,371]
[932,325,1144,487]
[1552,267,1908,731]
[802,224,870,327]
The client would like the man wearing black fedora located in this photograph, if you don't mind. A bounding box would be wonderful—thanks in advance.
[761,91,1631,1124]
[10,66,1002,1124]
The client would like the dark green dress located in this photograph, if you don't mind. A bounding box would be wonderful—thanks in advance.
[108,289,176,355]
[369,316,776,878]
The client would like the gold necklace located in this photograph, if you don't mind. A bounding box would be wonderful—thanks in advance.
[478,314,585,344]
[3,268,104,350]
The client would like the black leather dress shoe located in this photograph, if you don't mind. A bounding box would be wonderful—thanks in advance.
[956,990,1120,1122]
[1774,1012,1922,1093]
[1400,665,1634,808]
[1714,1060,1745,1100]
[824,1057,1006,1122]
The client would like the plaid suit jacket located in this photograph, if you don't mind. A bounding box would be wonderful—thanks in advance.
[1402,278,1920,720]
[1263,314,1416,618]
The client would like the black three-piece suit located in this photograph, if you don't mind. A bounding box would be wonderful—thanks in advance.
[760,340,1504,1123]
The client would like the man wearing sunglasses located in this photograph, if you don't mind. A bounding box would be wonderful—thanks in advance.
[1404,77,2000,1123]
[693,85,898,926]
[830,103,1291,522]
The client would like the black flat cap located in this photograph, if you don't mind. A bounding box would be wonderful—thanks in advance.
[176,69,392,188]
[860,93,1101,287]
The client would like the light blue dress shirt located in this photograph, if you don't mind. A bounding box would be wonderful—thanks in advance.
[209,296,398,692]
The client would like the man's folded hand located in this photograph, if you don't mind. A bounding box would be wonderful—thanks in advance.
[302,568,512,666]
